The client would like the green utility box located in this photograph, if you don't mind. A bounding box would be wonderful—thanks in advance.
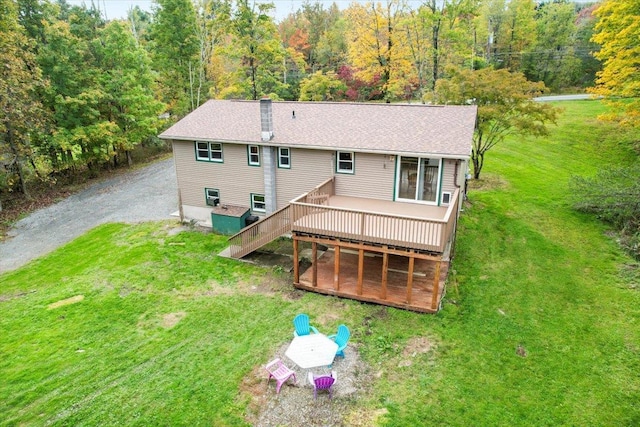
[211,205,251,235]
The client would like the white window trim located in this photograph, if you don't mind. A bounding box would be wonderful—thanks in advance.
[441,191,452,205]
[278,147,291,169]
[336,151,355,174]
[394,156,441,205]
[251,193,266,213]
[205,188,220,206]
[195,141,223,162]
[248,145,260,166]
[209,142,223,162]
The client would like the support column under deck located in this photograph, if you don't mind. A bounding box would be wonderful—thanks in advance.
[293,233,449,313]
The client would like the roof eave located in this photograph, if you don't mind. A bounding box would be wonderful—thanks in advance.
[162,135,472,160]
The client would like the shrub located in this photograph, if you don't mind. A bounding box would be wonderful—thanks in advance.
[570,164,640,259]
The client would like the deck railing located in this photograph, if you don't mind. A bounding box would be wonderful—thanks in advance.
[291,188,460,253]
[292,177,335,205]
[227,175,459,257]
[227,204,292,258]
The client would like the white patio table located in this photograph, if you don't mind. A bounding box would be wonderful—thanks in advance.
[284,334,339,370]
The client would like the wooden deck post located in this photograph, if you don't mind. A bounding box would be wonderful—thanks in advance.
[430,260,441,310]
[293,237,299,284]
[357,247,364,295]
[333,243,341,290]
[406,252,415,304]
[381,248,388,300]
[312,241,318,287]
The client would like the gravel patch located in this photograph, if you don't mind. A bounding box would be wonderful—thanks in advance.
[0,158,178,273]
[245,343,373,427]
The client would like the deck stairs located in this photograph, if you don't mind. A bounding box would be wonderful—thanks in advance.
[227,204,292,259]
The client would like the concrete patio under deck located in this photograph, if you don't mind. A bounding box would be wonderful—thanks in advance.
[296,248,448,313]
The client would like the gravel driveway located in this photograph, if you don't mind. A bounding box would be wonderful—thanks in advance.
[0,158,178,273]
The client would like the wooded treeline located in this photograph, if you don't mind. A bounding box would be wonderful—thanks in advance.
[0,0,614,206]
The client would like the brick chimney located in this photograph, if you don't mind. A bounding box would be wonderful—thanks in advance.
[260,98,274,141]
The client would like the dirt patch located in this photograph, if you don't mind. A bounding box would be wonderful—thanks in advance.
[403,336,435,356]
[161,312,186,329]
[343,407,389,426]
[467,174,509,192]
[47,295,84,310]
[0,289,36,303]
[398,336,437,368]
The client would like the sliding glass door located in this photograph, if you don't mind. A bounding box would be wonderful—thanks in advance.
[396,156,440,203]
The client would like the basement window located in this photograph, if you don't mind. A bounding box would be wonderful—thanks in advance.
[205,188,220,206]
[251,193,266,213]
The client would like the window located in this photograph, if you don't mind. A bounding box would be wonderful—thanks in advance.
[441,191,452,205]
[278,147,291,168]
[205,188,220,206]
[396,156,440,203]
[248,145,260,166]
[195,141,223,162]
[336,151,355,174]
[251,193,266,212]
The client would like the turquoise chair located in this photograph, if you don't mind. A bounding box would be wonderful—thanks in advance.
[328,324,350,358]
[293,313,319,337]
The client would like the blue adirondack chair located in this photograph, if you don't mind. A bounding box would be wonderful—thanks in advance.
[328,324,350,358]
[293,313,319,337]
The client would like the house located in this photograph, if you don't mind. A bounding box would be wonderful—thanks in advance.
[159,99,477,313]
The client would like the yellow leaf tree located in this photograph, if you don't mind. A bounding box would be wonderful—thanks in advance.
[590,0,640,128]
[345,0,414,101]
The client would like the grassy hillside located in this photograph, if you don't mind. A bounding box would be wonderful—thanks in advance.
[1,100,638,426]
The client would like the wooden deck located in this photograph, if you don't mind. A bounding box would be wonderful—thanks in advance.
[291,191,458,254]
[296,246,448,313]
[229,176,460,312]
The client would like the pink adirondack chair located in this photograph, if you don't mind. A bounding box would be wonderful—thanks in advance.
[308,371,337,399]
[265,358,296,393]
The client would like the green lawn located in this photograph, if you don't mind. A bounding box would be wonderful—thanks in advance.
[1,100,639,426]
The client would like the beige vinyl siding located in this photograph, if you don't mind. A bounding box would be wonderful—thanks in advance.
[334,153,396,201]
[275,148,333,208]
[439,159,458,202]
[173,141,264,208]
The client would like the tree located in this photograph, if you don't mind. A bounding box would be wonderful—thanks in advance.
[476,0,536,71]
[397,0,477,99]
[150,0,199,115]
[345,0,413,101]
[433,67,558,179]
[226,0,286,100]
[0,0,47,197]
[521,1,581,92]
[298,70,346,101]
[38,18,108,172]
[95,21,166,166]
[315,13,348,72]
[589,0,640,129]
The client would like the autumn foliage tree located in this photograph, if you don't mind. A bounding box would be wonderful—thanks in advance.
[345,0,413,101]
[0,0,47,198]
[434,67,558,179]
[589,0,640,131]
[298,70,346,101]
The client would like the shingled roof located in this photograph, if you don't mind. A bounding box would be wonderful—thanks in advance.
[159,100,477,158]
